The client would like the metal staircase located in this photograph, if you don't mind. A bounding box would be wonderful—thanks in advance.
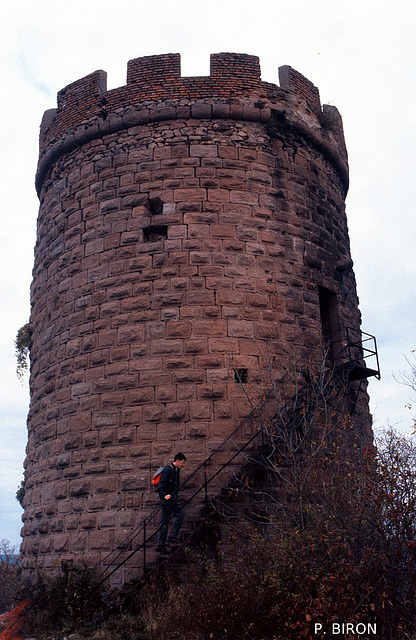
[92,330,380,588]
[93,393,275,588]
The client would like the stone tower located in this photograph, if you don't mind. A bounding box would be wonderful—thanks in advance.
[21,53,373,576]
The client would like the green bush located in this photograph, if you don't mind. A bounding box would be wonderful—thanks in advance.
[15,322,31,380]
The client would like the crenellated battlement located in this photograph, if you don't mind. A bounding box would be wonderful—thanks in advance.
[40,53,265,146]
[36,53,347,195]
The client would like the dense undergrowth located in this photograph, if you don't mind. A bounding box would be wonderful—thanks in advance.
[3,358,416,640]
[1,428,414,640]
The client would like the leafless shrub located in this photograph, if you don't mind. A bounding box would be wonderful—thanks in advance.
[0,540,20,614]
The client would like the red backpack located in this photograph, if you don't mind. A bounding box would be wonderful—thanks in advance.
[151,464,173,491]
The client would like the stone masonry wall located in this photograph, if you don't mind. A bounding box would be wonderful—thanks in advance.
[21,53,370,578]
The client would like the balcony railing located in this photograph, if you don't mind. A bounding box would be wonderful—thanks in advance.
[334,328,380,382]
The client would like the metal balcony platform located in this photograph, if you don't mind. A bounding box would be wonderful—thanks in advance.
[333,328,381,382]
[335,362,380,382]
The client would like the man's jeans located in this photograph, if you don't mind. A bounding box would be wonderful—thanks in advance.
[157,496,184,546]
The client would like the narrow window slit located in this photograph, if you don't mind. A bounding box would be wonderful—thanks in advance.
[318,285,341,361]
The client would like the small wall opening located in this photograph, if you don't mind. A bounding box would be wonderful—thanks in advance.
[234,368,248,384]
[149,197,164,216]
[143,225,168,242]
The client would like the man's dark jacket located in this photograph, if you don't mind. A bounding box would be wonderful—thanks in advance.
[157,463,180,499]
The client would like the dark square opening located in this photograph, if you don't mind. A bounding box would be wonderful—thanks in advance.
[234,368,248,384]
[149,197,164,216]
[143,225,168,242]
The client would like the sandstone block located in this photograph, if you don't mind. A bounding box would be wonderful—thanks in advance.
[194,319,227,336]
[165,402,188,421]
[69,480,91,497]
[89,530,113,550]
[166,320,191,338]
[174,188,206,201]
[95,476,118,494]
[120,475,147,492]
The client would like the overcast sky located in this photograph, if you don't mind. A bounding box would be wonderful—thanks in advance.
[0,0,415,549]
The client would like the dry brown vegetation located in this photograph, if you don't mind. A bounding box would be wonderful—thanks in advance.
[5,359,416,640]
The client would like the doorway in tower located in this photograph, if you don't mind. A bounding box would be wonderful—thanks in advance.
[318,285,342,364]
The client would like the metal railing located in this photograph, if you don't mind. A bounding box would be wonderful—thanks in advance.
[93,392,275,587]
[334,328,380,381]
[93,333,380,586]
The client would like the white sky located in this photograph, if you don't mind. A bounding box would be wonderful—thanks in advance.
[0,0,415,549]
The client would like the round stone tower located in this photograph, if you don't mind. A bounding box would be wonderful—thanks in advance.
[22,53,372,575]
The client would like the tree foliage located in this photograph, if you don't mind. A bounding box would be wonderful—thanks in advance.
[0,600,28,640]
[397,348,416,429]
[14,323,31,380]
